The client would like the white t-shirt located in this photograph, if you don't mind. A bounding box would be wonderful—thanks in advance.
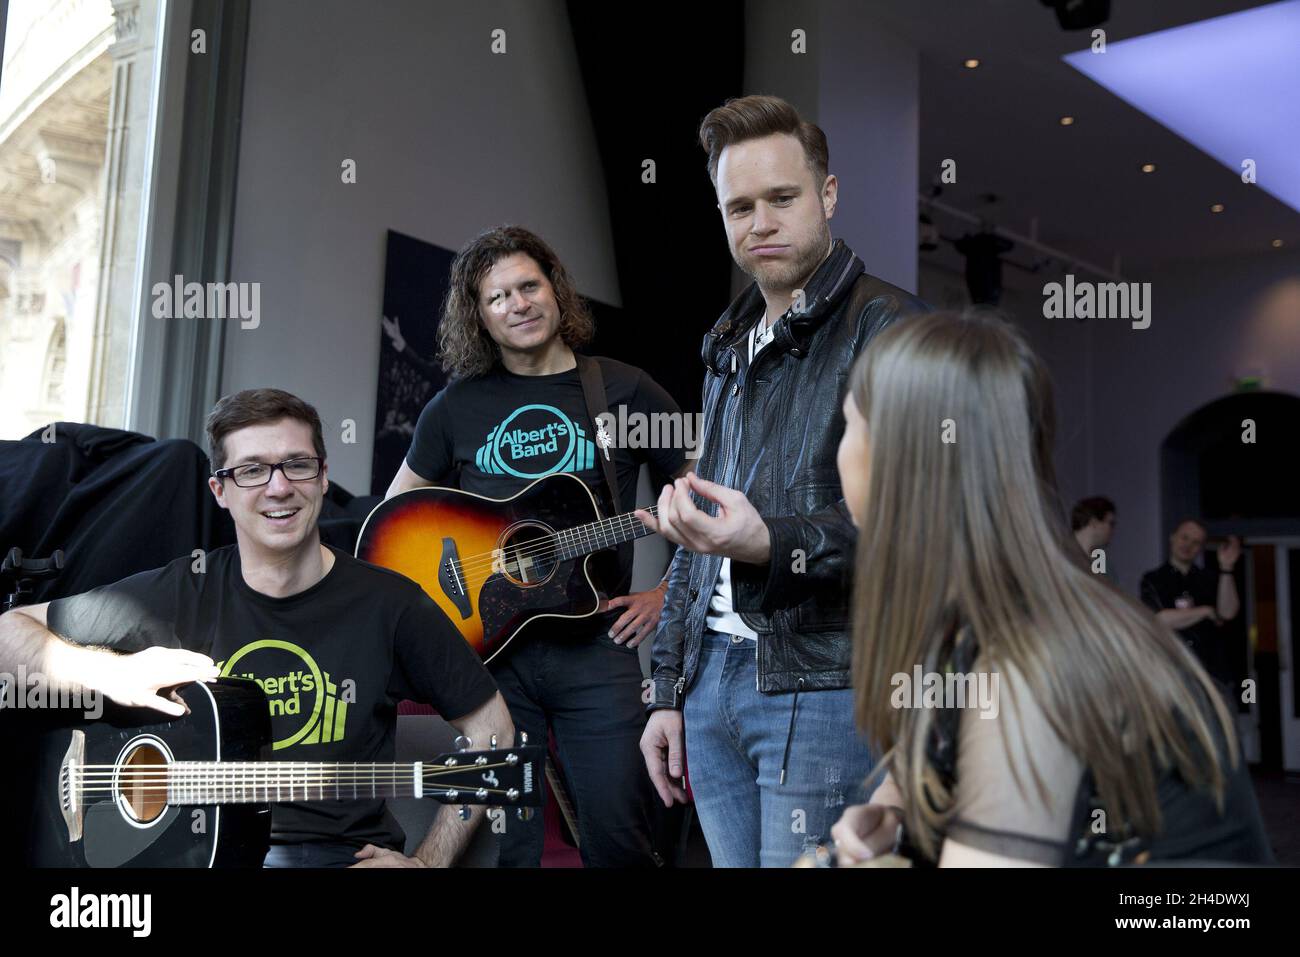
[705,316,773,639]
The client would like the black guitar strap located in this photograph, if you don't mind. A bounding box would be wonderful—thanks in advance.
[574,353,622,516]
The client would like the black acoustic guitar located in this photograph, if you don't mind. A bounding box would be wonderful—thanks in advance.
[2,678,543,867]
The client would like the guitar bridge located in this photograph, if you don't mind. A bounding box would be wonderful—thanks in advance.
[59,729,86,843]
[439,537,472,620]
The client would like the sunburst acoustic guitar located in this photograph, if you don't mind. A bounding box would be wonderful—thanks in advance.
[356,472,659,663]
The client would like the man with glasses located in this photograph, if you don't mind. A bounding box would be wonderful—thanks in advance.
[0,388,511,867]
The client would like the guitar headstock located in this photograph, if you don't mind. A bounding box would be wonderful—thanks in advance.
[422,734,545,811]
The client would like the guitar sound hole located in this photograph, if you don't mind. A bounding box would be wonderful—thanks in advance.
[118,743,169,823]
[499,522,557,586]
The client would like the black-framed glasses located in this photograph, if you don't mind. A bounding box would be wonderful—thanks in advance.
[213,457,323,488]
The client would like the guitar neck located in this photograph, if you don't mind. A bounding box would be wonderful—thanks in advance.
[556,505,658,560]
[159,762,430,804]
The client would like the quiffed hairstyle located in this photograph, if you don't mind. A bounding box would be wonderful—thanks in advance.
[698,94,829,186]
[437,225,594,380]
[1070,496,1117,531]
[205,388,326,471]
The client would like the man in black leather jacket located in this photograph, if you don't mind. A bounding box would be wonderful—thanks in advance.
[636,95,926,867]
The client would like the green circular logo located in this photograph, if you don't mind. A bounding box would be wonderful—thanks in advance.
[220,638,326,750]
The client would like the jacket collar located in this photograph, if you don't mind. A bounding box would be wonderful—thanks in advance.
[701,238,865,373]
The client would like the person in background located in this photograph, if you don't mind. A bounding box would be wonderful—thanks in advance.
[1140,519,1241,698]
[1071,496,1116,559]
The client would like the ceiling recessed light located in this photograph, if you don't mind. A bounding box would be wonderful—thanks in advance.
[964,58,980,69]
[1272,239,1284,248]
[1141,163,1156,173]
[1059,115,1075,126]
[1210,203,1225,213]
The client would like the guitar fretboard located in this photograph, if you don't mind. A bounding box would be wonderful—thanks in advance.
[554,505,659,561]
[161,762,424,804]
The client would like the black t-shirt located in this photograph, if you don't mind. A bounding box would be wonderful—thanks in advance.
[46,545,498,851]
[1140,562,1226,681]
[405,357,685,620]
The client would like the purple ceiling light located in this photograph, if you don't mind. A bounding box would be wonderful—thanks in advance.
[1064,0,1300,213]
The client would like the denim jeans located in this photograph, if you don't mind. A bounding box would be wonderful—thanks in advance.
[492,632,658,867]
[683,629,875,868]
[263,841,361,868]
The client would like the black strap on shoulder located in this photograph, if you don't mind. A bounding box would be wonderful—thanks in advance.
[574,354,620,516]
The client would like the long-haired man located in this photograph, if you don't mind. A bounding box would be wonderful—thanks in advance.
[388,226,688,867]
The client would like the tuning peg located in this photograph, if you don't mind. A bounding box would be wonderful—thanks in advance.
[517,731,529,746]
[489,734,498,750]
[506,788,520,803]
[458,806,472,821]
[454,735,473,752]
[516,807,535,822]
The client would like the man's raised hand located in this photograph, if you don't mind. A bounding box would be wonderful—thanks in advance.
[634,472,771,564]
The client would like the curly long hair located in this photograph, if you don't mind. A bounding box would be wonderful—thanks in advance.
[437,226,594,379]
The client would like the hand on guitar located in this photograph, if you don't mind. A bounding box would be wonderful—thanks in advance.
[95,647,221,717]
[350,844,427,868]
[640,709,689,807]
[635,472,771,565]
[603,581,668,648]
[831,803,904,865]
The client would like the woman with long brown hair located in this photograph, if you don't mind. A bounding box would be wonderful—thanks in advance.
[830,310,1271,867]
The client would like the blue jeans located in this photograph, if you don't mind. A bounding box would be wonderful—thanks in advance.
[262,841,361,868]
[683,630,875,868]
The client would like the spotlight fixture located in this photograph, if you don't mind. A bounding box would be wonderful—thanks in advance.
[1141,163,1156,173]
[1210,203,1225,213]
[1039,0,1111,31]
[1059,116,1075,126]
[964,58,980,69]
[919,213,940,253]
[1272,239,1284,248]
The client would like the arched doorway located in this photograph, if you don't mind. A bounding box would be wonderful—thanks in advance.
[1160,390,1300,776]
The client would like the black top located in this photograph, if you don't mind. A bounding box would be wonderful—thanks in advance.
[919,630,1273,866]
[1140,561,1226,682]
[47,545,498,850]
[406,357,685,615]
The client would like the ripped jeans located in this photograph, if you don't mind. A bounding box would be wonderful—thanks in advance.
[683,630,876,868]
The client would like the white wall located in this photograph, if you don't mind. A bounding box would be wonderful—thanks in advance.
[745,0,919,293]
[922,248,1300,595]
[1088,250,1300,592]
[223,0,619,494]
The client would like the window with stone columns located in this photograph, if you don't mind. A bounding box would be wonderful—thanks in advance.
[0,0,163,438]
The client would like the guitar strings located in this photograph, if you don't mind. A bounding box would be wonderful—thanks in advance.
[452,506,660,576]
[69,760,524,800]
[70,759,519,779]
[449,505,662,579]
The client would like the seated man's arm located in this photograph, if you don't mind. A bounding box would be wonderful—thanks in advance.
[413,691,514,868]
[0,602,218,716]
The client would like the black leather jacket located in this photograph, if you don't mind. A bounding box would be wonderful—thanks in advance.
[648,240,926,708]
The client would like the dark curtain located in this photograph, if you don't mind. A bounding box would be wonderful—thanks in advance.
[565,2,746,412]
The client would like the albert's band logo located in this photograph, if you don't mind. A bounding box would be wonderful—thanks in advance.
[475,404,595,478]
